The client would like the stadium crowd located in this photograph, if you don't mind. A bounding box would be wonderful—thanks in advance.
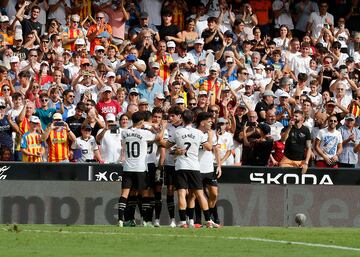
[0,0,359,171]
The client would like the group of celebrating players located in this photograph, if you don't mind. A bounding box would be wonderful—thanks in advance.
[118,107,221,228]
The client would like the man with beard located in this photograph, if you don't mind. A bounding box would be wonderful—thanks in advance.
[280,110,312,173]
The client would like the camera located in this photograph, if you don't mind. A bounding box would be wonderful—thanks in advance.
[54,121,64,126]
[108,125,119,134]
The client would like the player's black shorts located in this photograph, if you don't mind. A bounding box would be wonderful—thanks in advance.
[164,165,175,186]
[201,172,218,187]
[174,169,202,190]
[147,163,162,188]
[122,171,147,191]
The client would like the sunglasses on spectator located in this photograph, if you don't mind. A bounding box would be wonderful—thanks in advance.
[209,109,219,113]
[2,87,10,91]
[333,46,341,49]
[198,63,206,66]
[188,102,197,106]
[41,98,49,102]
[96,17,104,20]
[32,86,39,89]
[329,120,338,123]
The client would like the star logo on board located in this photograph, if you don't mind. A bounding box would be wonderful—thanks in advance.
[95,171,108,181]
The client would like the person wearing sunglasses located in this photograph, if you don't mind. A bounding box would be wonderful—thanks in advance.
[62,14,84,51]
[35,92,64,130]
[0,98,19,160]
[314,114,342,168]
[87,12,113,55]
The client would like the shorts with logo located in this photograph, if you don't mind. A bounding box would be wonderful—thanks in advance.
[175,169,202,190]
[164,165,175,186]
[201,171,218,187]
[122,171,147,191]
[147,163,162,188]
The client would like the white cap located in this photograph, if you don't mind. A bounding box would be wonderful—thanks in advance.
[150,62,160,69]
[29,116,41,124]
[71,14,80,22]
[194,38,204,45]
[217,117,227,124]
[129,88,139,94]
[225,57,234,63]
[75,38,85,45]
[209,62,220,71]
[166,41,176,48]
[101,86,112,92]
[10,56,19,63]
[94,45,105,52]
[272,0,284,11]
[198,90,208,96]
[53,113,63,120]
[155,93,165,99]
[0,15,9,22]
[40,61,49,66]
[176,98,185,104]
[14,32,23,41]
[106,113,116,121]
[279,91,290,98]
[245,79,254,86]
[106,71,116,78]
[139,98,149,105]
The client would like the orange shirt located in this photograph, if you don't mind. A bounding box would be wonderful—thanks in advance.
[249,0,272,25]
[87,24,112,55]
[47,128,70,162]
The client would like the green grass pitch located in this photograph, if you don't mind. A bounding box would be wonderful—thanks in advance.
[1,224,360,257]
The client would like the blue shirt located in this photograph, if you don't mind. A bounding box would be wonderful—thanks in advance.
[275,105,290,127]
[189,49,206,65]
[137,82,164,107]
[35,108,57,130]
[338,126,360,165]
[116,68,141,91]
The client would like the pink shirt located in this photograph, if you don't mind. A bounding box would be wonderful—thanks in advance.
[104,8,126,39]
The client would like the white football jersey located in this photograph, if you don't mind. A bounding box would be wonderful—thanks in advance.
[170,125,207,171]
[199,131,217,174]
[121,127,156,172]
[71,136,98,163]
[146,139,160,165]
[164,123,182,166]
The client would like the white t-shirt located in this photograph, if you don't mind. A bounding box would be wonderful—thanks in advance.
[290,55,312,77]
[97,128,122,163]
[164,123,182,166]
[308,12,334,39]
[217,131,234,166]
[74,84,99,104]
[199,131,217,174]
[316,127,342,160]
[170,125,207,171]
[72,136,98,162]
[121,127,155,172]
[48,0,71,25]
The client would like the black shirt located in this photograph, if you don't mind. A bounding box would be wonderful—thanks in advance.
[21,19,41,40]
[250,137,274,166]
[201,29,223,52]
[158,24,180,41]
[255,100,270,123]
[66,116,85,138]
[284,125,311,161]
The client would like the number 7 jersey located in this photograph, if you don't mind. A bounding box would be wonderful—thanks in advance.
[121,127,156,172]
[170,125,208,171]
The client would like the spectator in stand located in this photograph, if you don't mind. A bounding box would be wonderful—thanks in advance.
[66,102,86,138]
[280,110,312,173]
[35,92,64,130]
[116,55,141,91]
[314,114,342,168]
[20,116,44,163]
[41,112,76,162]
[62,14,84,52]
[96,86,122,119]
[86,11,112,55]
[338,114,360,168]
[137,70,164,108]
[96,113,122,163]
[15,4,42,40]
[158,9,182,43]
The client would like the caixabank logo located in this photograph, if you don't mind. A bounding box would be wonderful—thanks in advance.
[94,171,121,181]
[0,166,11,180]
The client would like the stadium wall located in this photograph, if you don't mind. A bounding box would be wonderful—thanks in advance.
[1,180,360,227]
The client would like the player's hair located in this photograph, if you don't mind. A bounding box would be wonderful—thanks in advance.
[132,111,146,124]
[143,111,152,121]
[196,112,212,127]
[152,107,164,116]
[168,106,183,116]
[182,110,194,125]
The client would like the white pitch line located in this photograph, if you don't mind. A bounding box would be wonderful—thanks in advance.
[3,228,360,252]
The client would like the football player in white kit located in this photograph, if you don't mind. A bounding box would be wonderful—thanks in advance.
[188,112,222,227]
[118,111,159,227]
[161,110,220,228]
[161,106,183,227]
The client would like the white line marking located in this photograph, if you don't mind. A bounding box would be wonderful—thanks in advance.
[2,227,360,252]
